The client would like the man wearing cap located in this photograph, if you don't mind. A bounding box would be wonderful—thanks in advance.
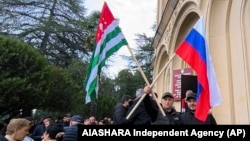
[152,92,183,125]
[62,115,83,141]
[181,93,217,124]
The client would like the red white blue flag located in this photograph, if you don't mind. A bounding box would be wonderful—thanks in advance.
[175,17,222,121]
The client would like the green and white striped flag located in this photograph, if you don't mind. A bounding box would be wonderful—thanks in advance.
[84,2,128,104]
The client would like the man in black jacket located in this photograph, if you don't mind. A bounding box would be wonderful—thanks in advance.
[181,93,217,124]
[112,95,133,125]
[152,92,182,125]
[31,115,51,141]
[112,86,158,125]
[62,115,83,141]
[126,87,158,125]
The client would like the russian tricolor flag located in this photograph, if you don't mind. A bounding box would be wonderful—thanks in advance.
[175,17,222,122]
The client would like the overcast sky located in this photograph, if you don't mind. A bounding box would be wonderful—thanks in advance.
[84,0,157,78]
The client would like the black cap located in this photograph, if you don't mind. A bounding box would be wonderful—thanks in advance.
[162,92,173,99]
[186,93,197,101]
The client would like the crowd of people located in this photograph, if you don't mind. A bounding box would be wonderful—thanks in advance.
[0,85,217,141]
[0,114,112,141]
[112,85,217,125]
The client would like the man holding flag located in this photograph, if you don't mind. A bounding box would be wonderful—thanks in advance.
[84,2,128,104]
[175,17,222,123]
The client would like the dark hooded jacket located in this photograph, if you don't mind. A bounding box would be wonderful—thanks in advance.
[181,108,217,125]
[112,103,133,125]
[127,94,158,125]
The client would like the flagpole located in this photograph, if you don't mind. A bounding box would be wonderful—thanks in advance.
[125,44,166,119]
[151,53,176,85]
[126,53,175,119]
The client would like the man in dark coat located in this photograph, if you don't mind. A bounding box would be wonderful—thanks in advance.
[181,93,217,124]
[31,115,51,141]
[126,88,158,125]
[152,92,182,125]
[62,115,83,141]
[112,95,133,125]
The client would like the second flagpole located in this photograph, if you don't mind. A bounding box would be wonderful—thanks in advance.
[125,44,166,119]
[126,51,176,120]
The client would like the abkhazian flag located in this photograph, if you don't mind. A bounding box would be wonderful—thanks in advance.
[175,17,222,121]
[84,2,128,104]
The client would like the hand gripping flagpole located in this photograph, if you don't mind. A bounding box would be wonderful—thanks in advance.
[125,44,165,119]
[125,44,176,119]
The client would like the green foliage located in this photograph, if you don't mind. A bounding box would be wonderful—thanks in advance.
[98,75,116,98]
[133,70,148,88]
[41,66,78,112]
[0,0,98,67]
[0,35,87,117]
[65,59,87,89]
[64,59,89,114]
[95,93,116,120]
[115,69,140,99]
[0,34,50,111]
